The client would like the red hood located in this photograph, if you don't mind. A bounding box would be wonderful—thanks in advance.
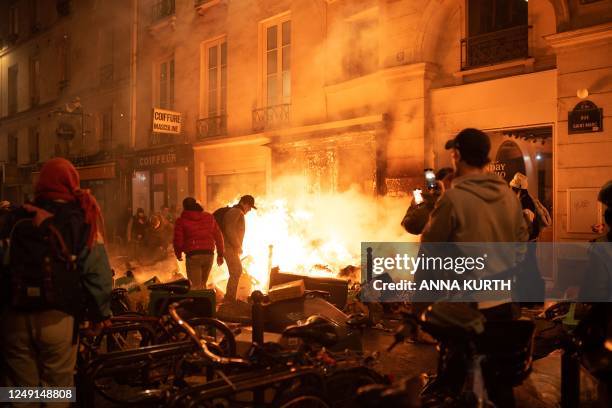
[180,210,208,221]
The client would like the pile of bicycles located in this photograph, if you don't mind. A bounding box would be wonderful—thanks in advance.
[76,280,387,407]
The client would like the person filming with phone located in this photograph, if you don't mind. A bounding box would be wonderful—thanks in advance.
[401,167,453,235]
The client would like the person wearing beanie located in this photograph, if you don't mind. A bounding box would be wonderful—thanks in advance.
[173,197,224,289]
[220,195,256,303]
[0,157,112,396]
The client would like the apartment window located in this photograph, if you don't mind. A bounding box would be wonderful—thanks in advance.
[30,56,40,106]
[206,40,227,118]
[8,65,19,115]
[9,5,19,41]
[468,0,527,36]
[462,0,528,69]
[28,126,39,163]
[158,58,175,109]
[8,133,18,164]
[59,35,70,89]
[198,38,227,139]
[264,17,291,106]
[101,109,112,149]
[152,0,175,23]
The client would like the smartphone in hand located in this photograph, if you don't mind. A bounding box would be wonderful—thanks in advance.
[413,189,424,205]
[425,169,436,190]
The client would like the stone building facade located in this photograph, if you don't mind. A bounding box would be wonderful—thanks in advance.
[0,0,136,241]
[133,0,611,248]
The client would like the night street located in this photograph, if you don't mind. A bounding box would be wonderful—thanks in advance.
[1,0,612,407]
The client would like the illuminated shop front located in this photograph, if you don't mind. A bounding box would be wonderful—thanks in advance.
[131,144,194,216]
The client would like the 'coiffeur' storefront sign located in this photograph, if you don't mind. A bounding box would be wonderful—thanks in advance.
[133,144,193,169]
[152,108,182,134]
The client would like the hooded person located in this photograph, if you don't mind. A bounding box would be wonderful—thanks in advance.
[509,172,552,242]
[0,157,112,395]
[173,197,224,289]
[419,129,529,308]
[418,129,529,406]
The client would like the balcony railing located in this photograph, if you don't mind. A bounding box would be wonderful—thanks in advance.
[151,0,175,23]
[252,104,291,132]
[460,25,530,71]
[197,115,227,139]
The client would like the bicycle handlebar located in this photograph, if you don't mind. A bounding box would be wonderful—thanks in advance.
[167,299,249,367]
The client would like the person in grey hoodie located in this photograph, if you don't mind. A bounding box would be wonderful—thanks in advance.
[419,129,529,407]
[420,128,528,309]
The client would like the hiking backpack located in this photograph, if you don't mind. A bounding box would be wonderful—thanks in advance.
[3,213,82,312]
[213,206,231,231]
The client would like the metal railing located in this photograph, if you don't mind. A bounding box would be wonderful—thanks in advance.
[151,0,175,23]
[196,115,227,139]
[460,25,530,70]
[252,104,291,132]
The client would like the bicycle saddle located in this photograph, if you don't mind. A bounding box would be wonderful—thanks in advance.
[421,303,485,336]
[282,315,339,347]
[147,278,191,294]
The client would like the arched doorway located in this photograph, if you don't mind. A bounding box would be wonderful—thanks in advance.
[492,140,526,184]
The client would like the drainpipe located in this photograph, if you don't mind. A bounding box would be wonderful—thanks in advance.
[129,0,138,149]
[1,162,5,200]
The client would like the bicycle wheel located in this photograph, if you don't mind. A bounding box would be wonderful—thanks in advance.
[103,318,156,352]
[276,386,331,408]
[324,367,386,408]
[176,317,238,357]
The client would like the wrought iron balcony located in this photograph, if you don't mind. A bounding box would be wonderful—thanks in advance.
[197,115,227,139]
[151,0,175,23]
[461,25,530,71]
[252,104,291,132]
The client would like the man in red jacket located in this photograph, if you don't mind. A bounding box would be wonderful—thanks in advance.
[173,197,224,289]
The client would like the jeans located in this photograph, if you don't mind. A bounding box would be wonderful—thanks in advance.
[224,248,243,302]
[185,253,214,289]
[1,309,77,408]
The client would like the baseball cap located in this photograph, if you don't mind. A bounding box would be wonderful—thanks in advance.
[445,128,491,167]
[239,195,257,209]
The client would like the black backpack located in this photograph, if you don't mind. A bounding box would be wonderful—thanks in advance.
[3,209,83,314]
[213,206,231,231]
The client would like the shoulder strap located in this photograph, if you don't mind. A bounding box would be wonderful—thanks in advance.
[3,218,32,266]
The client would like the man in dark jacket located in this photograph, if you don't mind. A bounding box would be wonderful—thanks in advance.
[221,195,256,302]
[173,197,224,289]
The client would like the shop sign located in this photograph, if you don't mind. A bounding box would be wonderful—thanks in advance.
[152,108,182,134]
[488,161,507,180]
[134,145,192,169]
[568,100,603,134]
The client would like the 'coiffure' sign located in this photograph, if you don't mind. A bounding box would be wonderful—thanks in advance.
[152,108,182,134]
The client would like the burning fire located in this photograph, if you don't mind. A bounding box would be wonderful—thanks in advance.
[209,179,415,294]
[111,177,416,300]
